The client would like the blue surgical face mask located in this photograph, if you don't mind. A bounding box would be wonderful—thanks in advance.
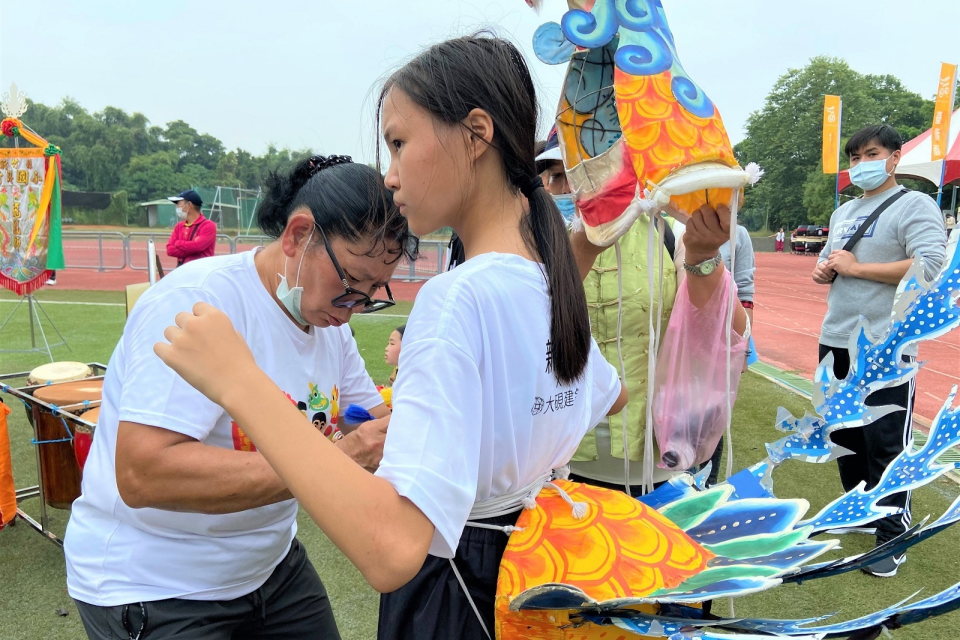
[553,194,576,225]
[849,154,895,191]
[276,226,315,326]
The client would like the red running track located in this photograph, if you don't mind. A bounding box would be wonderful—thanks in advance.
[752,252,959,421]
[47,238,427,300]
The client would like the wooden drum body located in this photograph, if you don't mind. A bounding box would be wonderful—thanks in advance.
[30,376,103,509]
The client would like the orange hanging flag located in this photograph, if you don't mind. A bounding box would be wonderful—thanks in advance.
[932,62,957,162]
[0,401,16,529]
[822,95,842,174]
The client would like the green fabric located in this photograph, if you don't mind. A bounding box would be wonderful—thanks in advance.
[573,215,678,463]
[45,169,65,270]
[703,527,813,560]
[652,565,781,596]
[658,487,732,531]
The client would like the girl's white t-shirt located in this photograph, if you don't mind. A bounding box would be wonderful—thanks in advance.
[65,250,383,606]
[376,253,621,558]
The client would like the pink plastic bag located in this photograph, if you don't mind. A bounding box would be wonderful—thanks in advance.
[652,271,747,470]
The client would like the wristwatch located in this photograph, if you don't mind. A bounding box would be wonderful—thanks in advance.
[683,253,722,277]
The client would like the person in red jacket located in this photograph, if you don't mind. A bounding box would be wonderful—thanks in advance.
[166,190,217,267]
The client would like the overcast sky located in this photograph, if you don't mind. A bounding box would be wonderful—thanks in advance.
[2,0,957,163]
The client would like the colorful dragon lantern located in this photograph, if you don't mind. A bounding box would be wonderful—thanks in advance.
[483,2,960,639]
[530,0,759,246]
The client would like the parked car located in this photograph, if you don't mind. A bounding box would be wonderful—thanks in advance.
[790,225,830,254]
[791,225,810,253]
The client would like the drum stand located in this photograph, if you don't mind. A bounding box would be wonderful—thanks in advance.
[0,294,69,361]
[0,364,105,548]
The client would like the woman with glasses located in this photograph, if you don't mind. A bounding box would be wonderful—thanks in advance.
[64,155,415,640]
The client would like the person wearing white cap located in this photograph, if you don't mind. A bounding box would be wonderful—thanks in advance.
[535,127,569,197]
[535,127,575,224]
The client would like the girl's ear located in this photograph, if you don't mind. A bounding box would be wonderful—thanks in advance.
[463,108,495,163]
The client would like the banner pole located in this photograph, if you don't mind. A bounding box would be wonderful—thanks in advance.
[835,170,841,211]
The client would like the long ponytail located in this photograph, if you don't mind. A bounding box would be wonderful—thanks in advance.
[521,182,591,385]
[378,34,590,384]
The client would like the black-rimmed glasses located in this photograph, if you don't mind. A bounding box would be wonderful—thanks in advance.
[316,226,396,314]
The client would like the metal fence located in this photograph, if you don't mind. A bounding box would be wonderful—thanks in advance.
[396,240,447,281]
[61,231,448,281]
[61,231,128,271]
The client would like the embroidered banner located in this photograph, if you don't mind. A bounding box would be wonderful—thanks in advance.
[0,117,64,295]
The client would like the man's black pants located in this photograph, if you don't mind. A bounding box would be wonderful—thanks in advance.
[74,538,340,639]
[819,344,914,543]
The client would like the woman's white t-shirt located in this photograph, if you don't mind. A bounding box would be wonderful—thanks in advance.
[376,253,621,558]
[65,250,383,606]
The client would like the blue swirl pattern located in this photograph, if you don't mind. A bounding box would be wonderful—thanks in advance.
[615,0,661,30]
[614,32,673,76]
[671,75,715,118]
[559,0,715,118]
[560,0,618,49]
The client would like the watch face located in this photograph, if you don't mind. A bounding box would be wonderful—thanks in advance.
[700,260,716,275]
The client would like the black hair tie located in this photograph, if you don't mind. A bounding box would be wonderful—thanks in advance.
[307,154,353,176]
[519,175,543,198]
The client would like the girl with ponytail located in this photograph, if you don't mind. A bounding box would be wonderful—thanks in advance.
[155,34,626,639]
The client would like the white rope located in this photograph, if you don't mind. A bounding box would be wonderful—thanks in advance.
[723,191,741,483]
[724,191,742,619]
[464,471,587,529]
[544,482,589,519]
[466,471,552,521]
[455,472,589,636]
[655,214,666,377]
[449,558,493,640]
[643,212,657,494]
[613,240,632,495]
[464,521,525,534]
[652,214,666,491]
[455,473,550,640]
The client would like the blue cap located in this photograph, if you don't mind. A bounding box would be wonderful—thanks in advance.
[167,189,203,207]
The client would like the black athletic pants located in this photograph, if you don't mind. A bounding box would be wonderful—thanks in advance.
[75,538,339,639]
[378,512,520,640]
[819,344,914,543]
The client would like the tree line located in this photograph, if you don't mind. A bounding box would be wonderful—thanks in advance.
[5,98,310,211]
[5,56,956,231]
[735,56,958,230]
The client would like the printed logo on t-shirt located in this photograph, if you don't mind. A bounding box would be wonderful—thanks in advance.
[531,389,580,416]
[837,215,878,241]
[301,385,341,441]
[231,383,342,451]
